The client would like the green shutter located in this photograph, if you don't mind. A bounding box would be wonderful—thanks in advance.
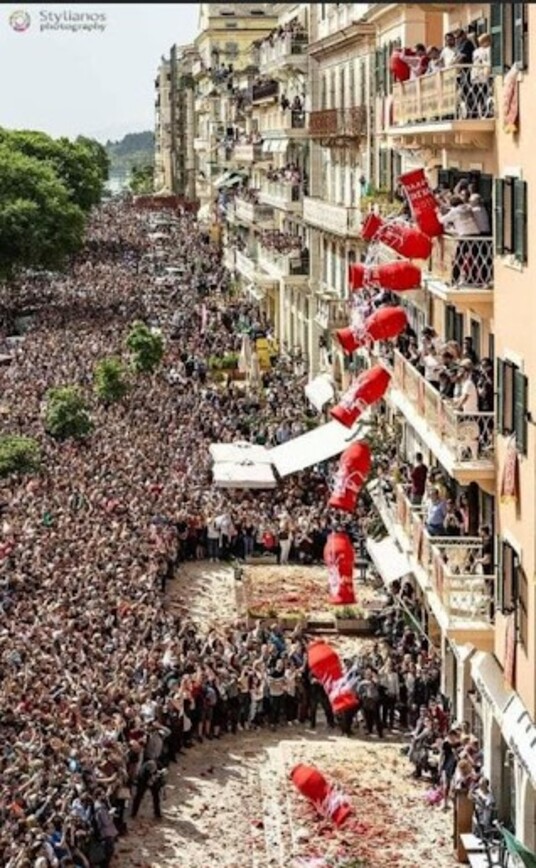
[384,44,390,95]
[494,179,504,255]
[375,49,384,95]
[514,369,528,454]
[496,540,504,612]
[496,358,505,434]
[445,304,454,342]
[490,4,504,73]
[513,4,525,69]
[514,179,527,264]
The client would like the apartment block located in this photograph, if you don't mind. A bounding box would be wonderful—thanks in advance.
[154,1,536,847]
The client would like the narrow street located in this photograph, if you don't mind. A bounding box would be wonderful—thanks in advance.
[117,564,457,868]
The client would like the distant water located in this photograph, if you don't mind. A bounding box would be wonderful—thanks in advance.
[106,175,128,194]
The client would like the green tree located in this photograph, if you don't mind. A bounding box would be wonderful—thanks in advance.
[76,135,110,183]
[45,387,93,440]
[0,129,108,212]
[0,145,85,278]
[0,435,40,478]
[94,357,129,403]
[129,163,154,194]
[126,322,164,373]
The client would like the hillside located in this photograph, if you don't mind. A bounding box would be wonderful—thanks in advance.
[105,130,154,179]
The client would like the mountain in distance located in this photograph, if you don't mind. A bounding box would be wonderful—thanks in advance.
[105,131,154,189]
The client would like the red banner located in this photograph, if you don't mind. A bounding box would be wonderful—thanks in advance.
[500,434,520,505]
[398,169,443,238]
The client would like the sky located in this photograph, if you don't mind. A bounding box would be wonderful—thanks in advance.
[0,3,199,142]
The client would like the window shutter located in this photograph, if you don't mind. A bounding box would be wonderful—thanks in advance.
[490,4,504,73]
[513,4,525,69]
[494,179,504,255]
[375,49,384,95]
[514,179,527,264]
[445,304,455,342]
[496,540,504,612]
[384,44,390,95]
[502,541,515,611]
[496,358,505,434]
[514,369,528,454]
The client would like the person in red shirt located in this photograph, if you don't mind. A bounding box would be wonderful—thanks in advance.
[428,697,448,736]
[410,452,428,505]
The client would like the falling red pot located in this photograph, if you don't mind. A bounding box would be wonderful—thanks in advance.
[324,531,355,604]
[336,306,408,354]
[290,764,352,827]
[398,168,444,238]
[360,213,433,260]
[348,260,422,293]
[331,365,391,428]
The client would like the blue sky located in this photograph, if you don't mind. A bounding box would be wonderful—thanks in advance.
[0,3,199,142]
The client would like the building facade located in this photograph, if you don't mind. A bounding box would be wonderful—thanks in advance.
[154,2,536,847]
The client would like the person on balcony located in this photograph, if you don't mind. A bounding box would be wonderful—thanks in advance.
[440,32,457,69]
[453,361,479,414]
[443,499,464,537]
[471,34,492,117]
[453,28,475,65]
[410,453,428,505]
[439,195,481,286]
[425,488,447,536]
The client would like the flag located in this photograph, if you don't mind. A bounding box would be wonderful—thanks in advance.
[501,826,536,868]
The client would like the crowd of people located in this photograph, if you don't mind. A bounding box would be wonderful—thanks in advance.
[398,28,492,119]
[0,201,400,866]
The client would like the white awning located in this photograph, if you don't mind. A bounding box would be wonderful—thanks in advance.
[212,461,277,489]
[366,536,412,585]
[470,651,514,724]
[270,416,368,477]
[262,140,275,153]
[503,696,536,788]
[305,374,335,412]
[209,442,272,465]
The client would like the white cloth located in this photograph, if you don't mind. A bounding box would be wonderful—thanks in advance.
[439,204,480,237]
[440,46,457,68]
[471,46,491,83]
[459,378,479,413]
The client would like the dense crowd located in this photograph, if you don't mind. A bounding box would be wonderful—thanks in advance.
[0,202,402,866]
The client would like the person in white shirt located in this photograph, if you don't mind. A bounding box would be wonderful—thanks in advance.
[453,362,479,413]
[440,32,457,68]
[439,196,480,237]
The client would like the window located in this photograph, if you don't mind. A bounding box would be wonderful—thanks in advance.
[445,304,464,346]
[224,21,238,28]
[321,75,327,110]
[249,9,265,15]
[496,358,528,453]
[359,60,366,106]
[495,178,527,264]
[498,540,528,649]
[219,8,235,16]
[339,67,345,110]
[491,3,528,72]
[470,319,481,361]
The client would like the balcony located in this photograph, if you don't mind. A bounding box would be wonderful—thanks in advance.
[309,107,367,144]
[259,181,303,213]
[234,197,274,228]
[192,59,205,79]
[259,109,308,143]
[424,235,494,314]
[388,66,495,149]
[387,349,495,489]
[314,291,349,331]
[252,80,279,104]
[303,196,361,237]
[259,33,309,75]
[258,244,309,281]
[193,137,208,152]
[234,249,277,287]
[369,481,495,640]
[232,143,265,164]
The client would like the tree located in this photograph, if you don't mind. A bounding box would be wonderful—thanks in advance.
[0,129,108,212]
[0,145,85,278]
[94,357,129,403]
[129,163,154,194]
[76,135,110,183]
[45,387,93,440]
[0,435,40,478]
[126,322,164,373]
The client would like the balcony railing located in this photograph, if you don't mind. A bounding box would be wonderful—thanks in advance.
[234,198,274,226]
[252,80,279,104]
[259,33,308,72]
[371,482,495,627]
[232,143,264,163]
[392,65,495,127]
[427,235,494,289]
[303,196,361,236]
[390,349,495,466]
[309,107,367,140]
[259,181,303,211]
[259,109,307,137]
[258,245,309,278]
[314,293,349,330]
[235,249,258,280]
